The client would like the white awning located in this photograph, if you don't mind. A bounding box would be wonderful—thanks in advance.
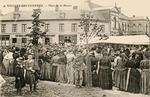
[89,35,150,45]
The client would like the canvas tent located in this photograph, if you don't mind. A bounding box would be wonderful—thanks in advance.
[89,35,150,45]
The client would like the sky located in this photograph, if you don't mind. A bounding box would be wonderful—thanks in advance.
[0,0,150,18]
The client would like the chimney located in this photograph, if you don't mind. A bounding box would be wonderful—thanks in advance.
[87,0,91,3]
[14,6,19,12]
[118,7,121,13]
[73,6,78,10]
[133,15,135,17]
[55,5,59,12]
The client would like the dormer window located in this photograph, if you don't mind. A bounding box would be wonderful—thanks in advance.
[13,13,20,19]
[60,12,65,18]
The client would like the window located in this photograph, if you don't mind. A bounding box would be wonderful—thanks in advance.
[1,36,10,46]
[122,23,124,31]
[5,37,9,46]
[128,24,130,31]
[12,24,17,32]
[125,24,126,32]
[114,17,116,28]
[13,13,20,19]
[126,24,128,31]
[101,25,105,33]
[146,24,148,33]
[45,38,50,45]
[59,23,64,32]
[22,24,27,32]
[45,24,50,31]
[45,38,52,45]
[22,38,27,43]
[132,24,136,31]
[71,23,77,32]
[12,38,17,43]
[118,23,121,30]
[1,24,6,32]
[60,13,65,18]
[138,24,143,31]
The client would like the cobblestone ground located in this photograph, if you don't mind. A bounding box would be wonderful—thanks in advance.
[1,75,150,97]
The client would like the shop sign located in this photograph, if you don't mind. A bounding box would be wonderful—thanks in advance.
[47,35,55,37]
[15,35,27,37]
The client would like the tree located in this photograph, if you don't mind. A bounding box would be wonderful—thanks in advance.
[26,8,47,66]
[78,12,105,87]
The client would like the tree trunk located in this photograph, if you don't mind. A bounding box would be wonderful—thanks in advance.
[34,46,38,66]
[85,31,92,87]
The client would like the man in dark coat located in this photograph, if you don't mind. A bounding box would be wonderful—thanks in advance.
[20,46,26,57]
[15,57,26,95]
[13,48,20,76]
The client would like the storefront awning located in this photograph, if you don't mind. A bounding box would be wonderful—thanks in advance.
[89,35,150,45]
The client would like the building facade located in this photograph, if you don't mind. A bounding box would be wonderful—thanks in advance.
[0,0,149,47]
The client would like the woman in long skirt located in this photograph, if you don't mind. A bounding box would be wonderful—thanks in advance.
[115,53,128,91]
[90,52,98,87]
[98,51,112,89]
[126,52,140,93]
[3,49,13,75]
[66,49,76,84]
[25,54,40,92]
[8,50,14,76]
[50,51,60,82]
[140,52,150,94]
[40,51,51,80]
[57,50,67,83]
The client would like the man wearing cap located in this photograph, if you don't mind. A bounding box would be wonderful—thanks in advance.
[15,57,26,95]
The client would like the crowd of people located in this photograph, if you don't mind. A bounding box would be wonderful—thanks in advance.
[0,43,150,95]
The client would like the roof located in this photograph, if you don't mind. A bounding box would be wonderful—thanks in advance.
[129,16,148,20]
[93,6,114,11]
[119,13,129,20]
[78,0,102,10]
[2,10,107,21]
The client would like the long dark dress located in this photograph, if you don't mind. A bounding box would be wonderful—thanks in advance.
[98,57,112,89]
[90,55,98,87]
[40,54,51,80]
[50,55,60,82]
[126,58,140,93]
